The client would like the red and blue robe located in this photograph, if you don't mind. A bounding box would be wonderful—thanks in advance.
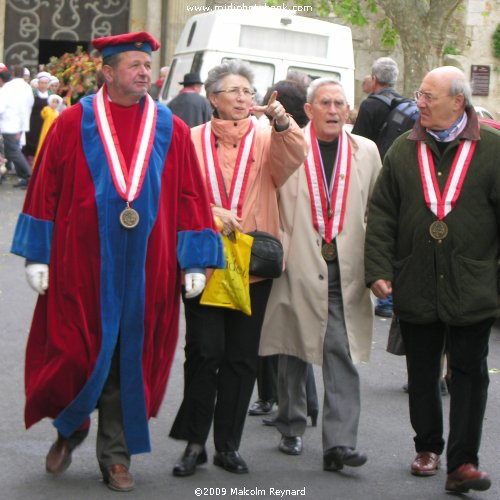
[11,94,223,454]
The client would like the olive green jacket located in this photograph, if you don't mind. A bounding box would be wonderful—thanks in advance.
[365,108,500,325]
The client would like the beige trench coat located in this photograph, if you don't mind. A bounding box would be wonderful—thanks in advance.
[259,132,382,365]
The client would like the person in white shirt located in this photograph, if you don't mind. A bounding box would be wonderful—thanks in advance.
[0,65,34,187]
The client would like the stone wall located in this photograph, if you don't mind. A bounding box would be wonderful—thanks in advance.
[350,0,499,118]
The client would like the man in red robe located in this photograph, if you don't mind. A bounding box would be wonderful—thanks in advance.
[11,32,223,492]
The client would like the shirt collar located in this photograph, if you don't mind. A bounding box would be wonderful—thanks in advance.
[408,106,481,142]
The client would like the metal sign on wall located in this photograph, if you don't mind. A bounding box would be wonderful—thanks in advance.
[470,65,490,96]
[4,0,130,70]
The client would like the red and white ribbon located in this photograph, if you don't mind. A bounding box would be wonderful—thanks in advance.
[201,121,255,217]
[304,122,351,243]
[94,84,157,203]
[417,140,476,220]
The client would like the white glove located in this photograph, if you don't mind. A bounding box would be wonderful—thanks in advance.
[184,272,206,299]
[26,263,49,295]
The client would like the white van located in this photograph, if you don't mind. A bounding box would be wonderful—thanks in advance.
[160,7,355,105]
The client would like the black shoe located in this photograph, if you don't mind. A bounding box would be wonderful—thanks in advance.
[173,445,207,477]
[213,451,248,474]
[248,399,275,416]
[323,447,367,471]
[13,178,29,188]
[279,436,303,456]
[262,416,277,426]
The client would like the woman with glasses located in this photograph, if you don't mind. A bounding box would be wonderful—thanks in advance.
[170,59,307,476]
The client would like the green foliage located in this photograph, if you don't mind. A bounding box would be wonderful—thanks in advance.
[442,44,461,56]
[376,18,399,48]
[266,0,398,48]
[494,24,500,59]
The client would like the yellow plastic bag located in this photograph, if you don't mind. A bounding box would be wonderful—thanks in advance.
[200,231,253,315]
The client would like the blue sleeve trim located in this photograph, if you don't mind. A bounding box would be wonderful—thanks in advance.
[177,229,225,270]
[10,213,54,264]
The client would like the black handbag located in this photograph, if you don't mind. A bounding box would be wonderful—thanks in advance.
[247,231,283,279]
[386,315,405,356]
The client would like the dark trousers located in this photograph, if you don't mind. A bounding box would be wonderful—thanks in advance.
[170,280,272,451]
[256,354,278,402]
[2,133,31,179]
[400,318,492,473]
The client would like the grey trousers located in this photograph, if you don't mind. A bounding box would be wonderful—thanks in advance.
[275,261,361,452]
[64,347,130,469]
[96,347,130,469]
[2,133,31,179]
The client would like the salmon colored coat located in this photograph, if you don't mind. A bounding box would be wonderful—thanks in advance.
[190,116,308,239]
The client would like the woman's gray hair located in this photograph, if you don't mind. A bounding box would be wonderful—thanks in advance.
[306,77,344,103]
[204,60,255,95]
[371,57,398,86]
[449,78,472,107]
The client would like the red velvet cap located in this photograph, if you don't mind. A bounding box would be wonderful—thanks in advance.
[92,32,160,58]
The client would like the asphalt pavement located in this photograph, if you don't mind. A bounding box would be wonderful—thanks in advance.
[1,178,500,500]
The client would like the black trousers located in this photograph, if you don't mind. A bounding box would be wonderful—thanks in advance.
[400,317,492,473]
[256,354,278,402]
[170,280,272,451]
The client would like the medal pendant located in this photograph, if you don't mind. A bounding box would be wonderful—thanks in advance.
[321,242,337,262]
[429,220,448,240]
[120,205,140,229]
[328,208,333,219]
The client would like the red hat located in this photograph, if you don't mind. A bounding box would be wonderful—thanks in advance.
[92,31,160,58]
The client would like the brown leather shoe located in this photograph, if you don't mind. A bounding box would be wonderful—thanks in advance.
[445,463,491,493]
[102,464,135,492]
[45,436,73,474]
[411,451,440,476]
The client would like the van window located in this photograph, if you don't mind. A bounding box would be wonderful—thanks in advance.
[288,66,341,83]
[221,57,275,99]
[161,59,177,102]
[192,51,204,74]
[162,56,195,103]
[187,21,197,47]
[240,26,329,58]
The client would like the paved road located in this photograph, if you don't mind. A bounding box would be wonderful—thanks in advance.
[1,179,500,500]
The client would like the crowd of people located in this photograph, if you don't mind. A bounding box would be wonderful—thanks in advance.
[0,64,66,187]
[5,30,500,497]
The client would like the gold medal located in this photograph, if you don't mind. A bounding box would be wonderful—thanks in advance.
[321,242,337,261]
[120,204,140,229]
[429,220,448,240]
[327,208,333,219]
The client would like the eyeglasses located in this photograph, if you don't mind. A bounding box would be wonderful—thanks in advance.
[414,90,450,103]
[313,98,347,110]
[214,87,256,98]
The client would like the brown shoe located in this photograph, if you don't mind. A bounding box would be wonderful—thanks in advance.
[411,451,440,476]
[445,464,491,493]
[102,464,135,492]
[45,436,73,474]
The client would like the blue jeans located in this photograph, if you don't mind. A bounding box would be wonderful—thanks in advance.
[376,294,393,309]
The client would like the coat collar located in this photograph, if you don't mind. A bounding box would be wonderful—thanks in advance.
[408,106,481,142]
[210,116,253,143]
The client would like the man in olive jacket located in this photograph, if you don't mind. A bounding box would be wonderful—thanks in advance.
[365,66,500,494]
